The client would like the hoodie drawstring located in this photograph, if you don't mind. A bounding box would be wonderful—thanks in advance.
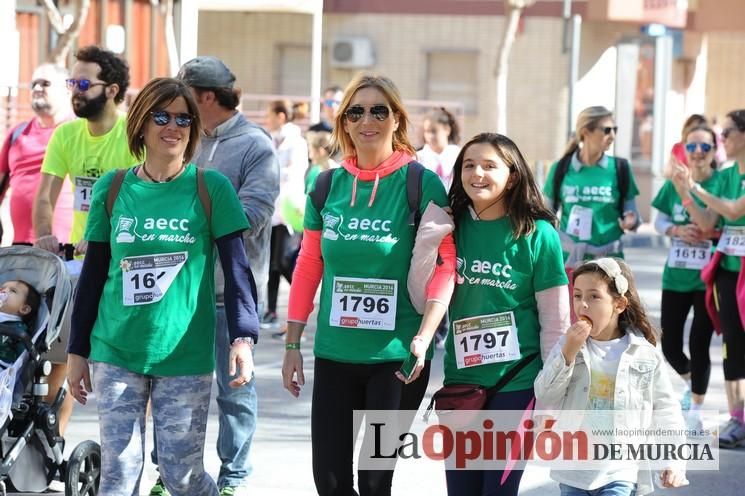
[368,173,380,207]
[208,140,219,162]
[350,172,359,207]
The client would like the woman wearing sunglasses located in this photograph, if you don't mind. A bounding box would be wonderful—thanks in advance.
[66,78,259,496]
[281,73,455,495]
[543,106,641,297]
[652,124,720,428]
[672,109,745,449]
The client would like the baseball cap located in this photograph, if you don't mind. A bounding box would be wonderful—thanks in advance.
[177,56,236,89]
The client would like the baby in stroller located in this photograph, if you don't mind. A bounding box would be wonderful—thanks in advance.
[0,280,41,365]
[0,247,100,496]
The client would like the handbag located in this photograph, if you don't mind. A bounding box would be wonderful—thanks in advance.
[423,352,539,424]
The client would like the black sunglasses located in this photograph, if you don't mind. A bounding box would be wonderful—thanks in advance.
[150,110,194,128]
[344,105,391,123]
[66,78,108,91]
[685,142,713,154]
[600,126,618,135]
[722,127,739,139]
[31,79,52,88]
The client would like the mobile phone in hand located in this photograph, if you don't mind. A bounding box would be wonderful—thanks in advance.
[399,353,418,381]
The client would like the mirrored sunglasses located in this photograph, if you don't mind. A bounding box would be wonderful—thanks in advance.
[66,78,108,91]
[684,142,713,154]
[324,98,341,108]
[150,110,194,128]
[344,105,391,123]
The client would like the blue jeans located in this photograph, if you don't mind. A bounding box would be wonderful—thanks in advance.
[152,306,257,489]
[445,388,535,496]
[559,481,637,496]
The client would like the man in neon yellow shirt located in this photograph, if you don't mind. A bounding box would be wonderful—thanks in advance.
[33,46,137,254]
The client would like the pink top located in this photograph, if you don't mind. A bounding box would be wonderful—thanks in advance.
[0,119,74,244]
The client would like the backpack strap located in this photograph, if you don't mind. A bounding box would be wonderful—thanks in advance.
[615,157,630,217]
[106,168,129,217]
[551,154,573,212]
[485,352,540,397]
[406,161,425,230]
[196,167,212,227]
[10,121,29,147]
[309,168,337,213]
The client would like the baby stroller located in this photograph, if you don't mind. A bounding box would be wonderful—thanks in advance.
[0,246,100,495]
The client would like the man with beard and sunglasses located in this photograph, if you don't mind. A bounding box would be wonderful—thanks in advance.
[33,45,137,257]
[0,64,74,246]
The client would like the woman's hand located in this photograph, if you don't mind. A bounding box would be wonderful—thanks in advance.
[66,353,92,405]
[561,320,591,365]
[228,340,255,388]
[671,163,692,197]
[282,349,305,397]
[618,211,637,231]
[675,223,703,244]
[395,335,428,384]
[659,469,689,488]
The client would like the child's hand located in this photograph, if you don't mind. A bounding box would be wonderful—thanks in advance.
[561,319,592,365]
[659,469,689,488]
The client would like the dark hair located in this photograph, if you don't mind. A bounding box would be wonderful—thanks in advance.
[332,73,416,159]
[424,107,460,145]
[448,133,556,238]
[269,99,293,122]
[75,45,130,104]
[194,87,241,110]
[726,109,745,132]
[572,259,658,345]
[17,281,41,326]
[684,124,718,169]
[126,78,202,163]
[680,114,708,141]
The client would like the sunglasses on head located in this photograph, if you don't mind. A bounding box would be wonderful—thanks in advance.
[599,126,618,135]
[685,142,713,154]
[66,78,108,91]
[150,110,194,128]
[31,79,52,88]
[344,105,391,123]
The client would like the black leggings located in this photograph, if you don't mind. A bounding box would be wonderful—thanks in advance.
[267,225,297,313]
[716,270,745,381]
[311,357,431,496]
[660,289,714,395]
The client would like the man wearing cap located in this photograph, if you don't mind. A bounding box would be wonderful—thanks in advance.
[147,56,278,496]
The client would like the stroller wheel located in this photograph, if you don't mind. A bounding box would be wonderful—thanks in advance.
[64,440,100,496]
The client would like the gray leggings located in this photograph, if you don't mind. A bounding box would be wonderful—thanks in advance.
[92,362,218,496]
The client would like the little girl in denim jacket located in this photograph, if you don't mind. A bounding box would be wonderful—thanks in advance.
[535,258,688,496]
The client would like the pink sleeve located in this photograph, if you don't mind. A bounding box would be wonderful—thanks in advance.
[287,229,324,323]
[0,129,13,174]
[425,232,456,304]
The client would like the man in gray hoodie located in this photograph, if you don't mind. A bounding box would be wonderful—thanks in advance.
[147,56,279,496]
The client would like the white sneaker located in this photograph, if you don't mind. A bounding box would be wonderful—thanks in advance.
[48,480,67,492]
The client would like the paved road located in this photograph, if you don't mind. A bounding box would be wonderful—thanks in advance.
[49,240,745,495]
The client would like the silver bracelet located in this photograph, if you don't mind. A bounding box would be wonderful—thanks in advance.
[231,337,255,348]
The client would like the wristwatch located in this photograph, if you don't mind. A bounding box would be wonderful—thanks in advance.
[231,337,255,349]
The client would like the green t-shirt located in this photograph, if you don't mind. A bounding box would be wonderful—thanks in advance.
[84,165,249,376]
[305,164,323,194]
[715,164,745,273]
[651,172,720,291]
[443,215,568,390]
[543,155,639,258]
[304,164,448,363]
[41,115,139,243]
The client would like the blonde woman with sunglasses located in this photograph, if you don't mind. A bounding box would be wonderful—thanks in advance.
[281,74,455,495]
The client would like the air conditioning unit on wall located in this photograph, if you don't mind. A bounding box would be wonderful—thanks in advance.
[330,36,375,68]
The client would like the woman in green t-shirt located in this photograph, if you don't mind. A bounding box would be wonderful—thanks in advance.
[543,106,641,268]
[65,78,259,495]
[424,133,569,495]
[671,109,745,449]
[652,124,719,427]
